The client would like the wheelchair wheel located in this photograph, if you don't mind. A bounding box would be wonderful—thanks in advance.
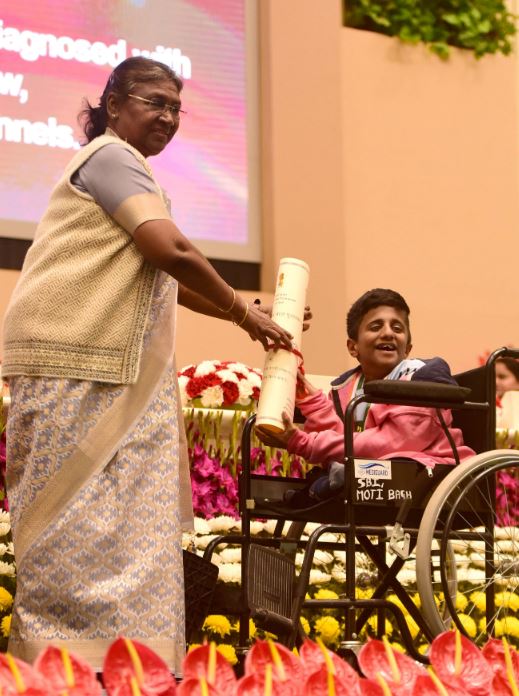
[416,450,519,645]
[420,538,457,632]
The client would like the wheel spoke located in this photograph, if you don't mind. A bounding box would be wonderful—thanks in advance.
[416,454,519,647]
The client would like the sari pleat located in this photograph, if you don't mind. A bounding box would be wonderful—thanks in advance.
[6,273,187,673]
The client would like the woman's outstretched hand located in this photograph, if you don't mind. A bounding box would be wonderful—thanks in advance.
[254,302,313,332]
[239,303,293,351]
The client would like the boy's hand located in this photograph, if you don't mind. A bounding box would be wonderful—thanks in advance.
[255,412,297,449]
[302,306,313,332]
[296,371,318,401]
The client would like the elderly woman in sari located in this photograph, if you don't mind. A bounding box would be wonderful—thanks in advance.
[1,56,292,674]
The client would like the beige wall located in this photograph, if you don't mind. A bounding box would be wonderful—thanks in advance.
[259,2,519,375]
[258,0,347,375]
[340,28,519,373]
[261,5,519,374]
[2,2,519,377]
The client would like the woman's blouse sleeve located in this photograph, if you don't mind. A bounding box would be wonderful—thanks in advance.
[70,143,171,234]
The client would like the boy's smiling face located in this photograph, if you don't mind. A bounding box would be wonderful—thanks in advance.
[347,305,412,382]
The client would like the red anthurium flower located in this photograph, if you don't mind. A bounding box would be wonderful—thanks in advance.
[303,662,357,695]
[410,674,445,695]
[482,638,519,696]
[493,673,519,696]
[413,671,469,696]
[236,669,291,696]
[429,630,493,696]
[299,638,359,687]
[482,638,519,676]
[358,637,425,694]
[103,637,176,696]
[176,677,219,695]
[243,641,302,695]
[0,653,51,695]
[182,644,236,696]
[357,678,384,695]
[244,640,302,680]
[34,646,101,696]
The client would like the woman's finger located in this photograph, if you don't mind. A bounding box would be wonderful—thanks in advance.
[258,334,269,351]
[244,308,292,349]
[276,328,293,348]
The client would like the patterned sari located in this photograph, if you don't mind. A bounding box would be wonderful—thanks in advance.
[6,272,191,674]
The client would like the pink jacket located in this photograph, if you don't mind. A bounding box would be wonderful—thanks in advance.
[287,389,475,469]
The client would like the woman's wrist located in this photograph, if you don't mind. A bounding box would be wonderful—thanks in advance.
[215,287,248,325]
[231,296,249,326]
[217,287,236,314]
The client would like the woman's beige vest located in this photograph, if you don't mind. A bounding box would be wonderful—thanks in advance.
[2,135,166,384]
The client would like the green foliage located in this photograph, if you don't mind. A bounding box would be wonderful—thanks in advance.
[343,0,517,59]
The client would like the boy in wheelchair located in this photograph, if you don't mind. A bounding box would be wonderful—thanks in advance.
[257,288,475,504]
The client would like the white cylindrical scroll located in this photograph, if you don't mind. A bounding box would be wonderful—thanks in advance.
[256,257,309,433]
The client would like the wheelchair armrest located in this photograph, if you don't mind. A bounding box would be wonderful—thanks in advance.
[364,379,471,404]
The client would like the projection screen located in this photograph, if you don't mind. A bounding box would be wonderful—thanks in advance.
[0,0,260,263]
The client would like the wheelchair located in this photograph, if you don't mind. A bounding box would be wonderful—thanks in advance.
[204,347,519,664]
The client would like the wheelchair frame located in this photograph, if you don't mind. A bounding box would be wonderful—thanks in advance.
[203,347,519,663]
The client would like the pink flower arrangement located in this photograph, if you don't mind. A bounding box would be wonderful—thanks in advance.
[178,362,262,410]
[180,361,307,519]
[496,471,519,526]
[188,442,305,520]
[190,443,240,519]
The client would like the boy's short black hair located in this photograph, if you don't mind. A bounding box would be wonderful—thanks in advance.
[346,288,411,341]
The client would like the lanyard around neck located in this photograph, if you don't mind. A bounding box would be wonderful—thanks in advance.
[353,374,370,432]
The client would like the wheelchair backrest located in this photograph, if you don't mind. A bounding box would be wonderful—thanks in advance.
[452,365,495,454]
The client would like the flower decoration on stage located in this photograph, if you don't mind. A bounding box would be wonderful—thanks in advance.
[180,360,305,519]
[178,361,262,409]
[3,631,519,695]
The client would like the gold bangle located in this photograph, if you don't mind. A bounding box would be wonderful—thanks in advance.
[234,302,249,327]
[218,287,236,313]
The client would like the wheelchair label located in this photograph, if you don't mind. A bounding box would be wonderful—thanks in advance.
[354,459,392,479]
[353,459,414,504]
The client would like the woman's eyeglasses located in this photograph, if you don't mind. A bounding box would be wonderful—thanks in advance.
[127,94,187,118]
